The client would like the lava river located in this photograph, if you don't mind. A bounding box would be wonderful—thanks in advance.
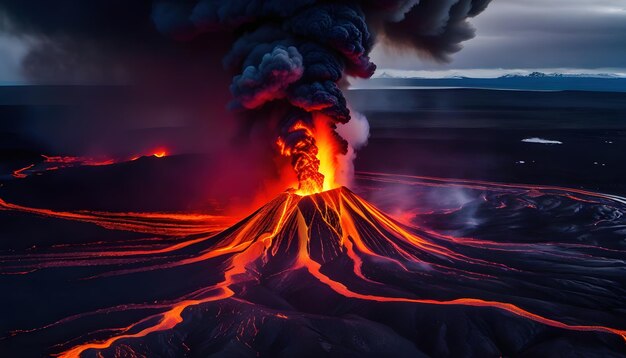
[1,173,625,357]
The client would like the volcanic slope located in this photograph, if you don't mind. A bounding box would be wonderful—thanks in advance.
[24,187,620,357]
[2,186,626,356]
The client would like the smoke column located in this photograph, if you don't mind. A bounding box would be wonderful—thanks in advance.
[152,0,492,193]
[0,0,491,194]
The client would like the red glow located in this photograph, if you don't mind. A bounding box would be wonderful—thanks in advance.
[12,164,35,178]
[278,114,343,196]
[42,155,116,167]
[152,150,167,158]
[11,149,171,179]
[11,155,118,179]
[313,114,341,193]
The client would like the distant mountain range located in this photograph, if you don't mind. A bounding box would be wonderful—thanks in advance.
[355,71,626,92]
[375,70,626,79]
[502,71,623,79]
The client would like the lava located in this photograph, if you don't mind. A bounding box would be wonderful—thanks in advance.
[11,155,115,179]
[314,114,342,193]
[277,119,325,195]
[11,164,35,179]
[152,150,167,158]
[12,150,169,179]
[278,114,343,196]
[2,176,626,356]
[0,198,232,236]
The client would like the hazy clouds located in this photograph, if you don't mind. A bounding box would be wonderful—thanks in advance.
[1,0,625,83]
[373,0,626,70]
[0,33,30,83]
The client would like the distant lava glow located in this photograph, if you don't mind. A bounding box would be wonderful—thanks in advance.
[152,149,167,158]
[2,174,626,356]
[13,150,168,179]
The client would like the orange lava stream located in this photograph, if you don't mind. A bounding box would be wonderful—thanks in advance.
[303,259,626,341]
[54,194,297,357]
[36,185,624,356]
[55,289,233,358]
[4,172,626,355]
[295,193,626,341]
[0,197,233,236]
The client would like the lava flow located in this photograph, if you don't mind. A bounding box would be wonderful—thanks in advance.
[2,176,626,356]
[12,150,169,179]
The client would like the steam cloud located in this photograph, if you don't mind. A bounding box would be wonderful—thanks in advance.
[0,0,492,191]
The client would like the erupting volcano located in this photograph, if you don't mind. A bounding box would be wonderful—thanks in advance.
[2,173,626,356]
[2,0,626,356]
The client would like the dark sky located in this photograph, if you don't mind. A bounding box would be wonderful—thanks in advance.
[1,0,625,82]
[373,0,626,72]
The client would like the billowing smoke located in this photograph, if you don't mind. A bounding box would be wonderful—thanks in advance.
[336,107,370,188]
[0,0,492,193]
[152,0,492,193]
[368,0,493,61]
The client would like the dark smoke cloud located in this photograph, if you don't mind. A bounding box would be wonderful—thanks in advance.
[367,0,493,61]
[0,0,491,99]
[0,1,154,83]
[149,0,491,190]
[230,46,304,110]
[0,0,492,82]
[1,0,491,191]
[0,0,237,84]
[151,0,491,114]
[379,0,490,61]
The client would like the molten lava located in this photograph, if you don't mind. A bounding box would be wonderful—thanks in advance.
[11,155,116,179]
[12,150,169,179]
[152,150,167,158]
[0,171,626,357]
[314,114,341,192]
[278,114,342,196]
[3,180,626,356]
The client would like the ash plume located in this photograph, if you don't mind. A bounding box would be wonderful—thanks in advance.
[369,0,493,61]
[152,0,492,192]
[0,0,492,192]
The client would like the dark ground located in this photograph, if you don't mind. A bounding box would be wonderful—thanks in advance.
[2,86,626,196]
[347,88,626,196]
[1,87,626,357]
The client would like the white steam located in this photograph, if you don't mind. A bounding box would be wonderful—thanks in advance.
[335,107,370,187]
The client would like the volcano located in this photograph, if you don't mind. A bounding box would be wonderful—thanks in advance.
[2,183,626,357]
